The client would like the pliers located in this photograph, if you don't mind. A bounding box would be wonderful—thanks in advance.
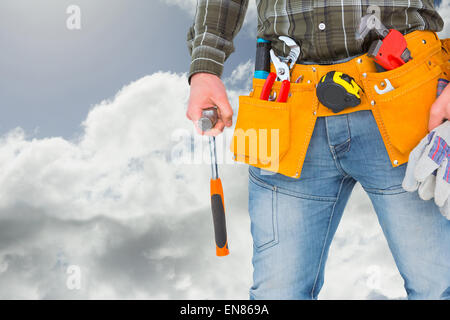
[260,36,300,103]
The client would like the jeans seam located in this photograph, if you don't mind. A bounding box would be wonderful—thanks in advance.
[334,138,351,154]
[345,114,352,153]
[363,186,408,195]
[310,175,347,299]
[276,187,337,202]
[334,115,352,154]
[325,117,350,177]
[253,187,279,252]
[249,167,276,191]
[249,166,337,202]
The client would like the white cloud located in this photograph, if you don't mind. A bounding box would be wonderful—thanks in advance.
[224,59,254,88]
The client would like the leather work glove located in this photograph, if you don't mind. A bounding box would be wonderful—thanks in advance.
[402,121,450,219]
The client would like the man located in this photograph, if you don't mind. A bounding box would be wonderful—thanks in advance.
[186,0,450,299]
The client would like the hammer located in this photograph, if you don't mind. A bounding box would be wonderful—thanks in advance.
[198,107,229,257]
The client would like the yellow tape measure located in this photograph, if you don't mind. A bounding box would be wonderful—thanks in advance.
[317,71,363,113]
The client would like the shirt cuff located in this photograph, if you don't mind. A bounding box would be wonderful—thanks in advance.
[188,45,226,84]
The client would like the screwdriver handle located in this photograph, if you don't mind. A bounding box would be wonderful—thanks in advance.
[254,38,271,79]
[211,178,229,256]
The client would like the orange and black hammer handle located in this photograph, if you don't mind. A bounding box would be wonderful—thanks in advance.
[211,177,229,256]
[199,108,229,256]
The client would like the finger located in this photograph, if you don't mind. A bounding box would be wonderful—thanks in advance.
[418,174,436,201]
[428,114,447,132]
[187,95,211,122]
[403,137,429,191]
[204,120,226,137]
[215,95,234,127]
[434,157,450,207]
[187,106,204,122]
[428,101,448,131]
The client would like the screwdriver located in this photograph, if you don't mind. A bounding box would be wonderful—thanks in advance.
[254,38,271,80]
[198,107,230,257]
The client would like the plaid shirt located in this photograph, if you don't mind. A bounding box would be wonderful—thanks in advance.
[187,0,444,80]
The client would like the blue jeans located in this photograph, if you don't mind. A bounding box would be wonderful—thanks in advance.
[248,110,450,300]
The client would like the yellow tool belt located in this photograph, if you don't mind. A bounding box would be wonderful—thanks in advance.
[230,31,450,179]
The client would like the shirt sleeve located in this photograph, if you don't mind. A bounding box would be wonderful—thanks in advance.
[187,0,249,83]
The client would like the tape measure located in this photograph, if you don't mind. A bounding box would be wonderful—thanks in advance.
[316,71,363,113]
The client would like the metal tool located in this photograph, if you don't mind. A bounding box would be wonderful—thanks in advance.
[374,78,395,95]
[358,14,389,40]
[358,14,412,71]
[260,36,300,102]
[278,36,301,69]
[198,107,229,257]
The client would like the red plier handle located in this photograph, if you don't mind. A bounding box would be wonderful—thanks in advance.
[277,80,290,102]
[260,72,276,100]
[260,73,291,103]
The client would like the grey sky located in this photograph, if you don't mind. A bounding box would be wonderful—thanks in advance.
[0,0,254,138]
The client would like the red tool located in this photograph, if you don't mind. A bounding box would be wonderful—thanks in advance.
[368,30,411,70]
[359,14,411,71]
[259,36,299,103]
[260,72,276,100]
[260,73,290,102]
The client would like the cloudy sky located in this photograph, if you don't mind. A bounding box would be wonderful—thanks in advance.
[0,0,448,299]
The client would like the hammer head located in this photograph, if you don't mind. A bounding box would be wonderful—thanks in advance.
[198,107,218,132]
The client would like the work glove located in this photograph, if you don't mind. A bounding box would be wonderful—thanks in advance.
[402,121,450,220]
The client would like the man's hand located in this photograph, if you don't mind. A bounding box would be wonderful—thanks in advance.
[429,82,450,131]
[187,73,234,136]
